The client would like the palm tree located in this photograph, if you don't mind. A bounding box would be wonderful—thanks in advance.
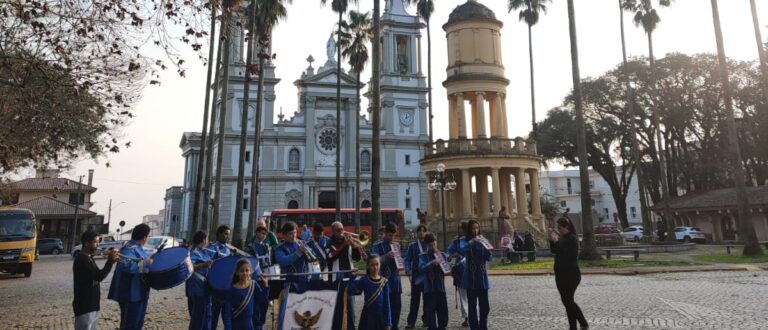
[750,0,768,107]
[321,0,358,223]
[371,0,382,231]
[409,0,434,143]
[339,10,372,232]
[508,0,550,139]
[565,0,600,260]
[617,0,651,238]
[246,0,290,243]
[709,0,763,256]
[190,2,219,239]
[621,0,675,241]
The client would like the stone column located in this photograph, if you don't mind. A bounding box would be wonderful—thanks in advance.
[454,170,464,217]
[506,171,515,216]
[500,93,509,138]
[462,169,472,218]
[417,35,423,74]
[476,92,487,138]
[515,168,527,216]
[499,170,509,212]
[493,93,504,138]
[491,168,502,234]
[477,172,489,217]
[530,170,542,217]
[471,99,478,139]
[457,93,467,138]
[448,95,457,139]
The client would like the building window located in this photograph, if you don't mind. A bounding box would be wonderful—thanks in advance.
[288,148,300,171]
[318,128,337,152]
[396,35,409,74]
[405,197,411,210]
[361,150,371,172]
[560,200,567,208]
[69,193,85,205]
[566,179,572,194]
[244,188,249,196]
[288,200,299,209]
[589,180,595,189]
[604,208,609,216]
[630,206,637,219]
[405,154,411,166]
[591,199,596,207]
[243,198,249,210]
[245,151,251,162]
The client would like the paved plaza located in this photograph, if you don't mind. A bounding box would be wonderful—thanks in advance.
[1,256,767,329]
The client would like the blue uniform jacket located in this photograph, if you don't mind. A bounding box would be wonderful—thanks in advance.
[108,240,150,303]
[306,235,329,271]
[418,251,448,294]
[371,240,402,293]
[404,240,427,285]
[251,239,272,269]
[185,246,215,297]
[349,276,392,327]
[207,241,232,260]
[447,236,467,287]
[275,241,309,282]
[459,237,492,290]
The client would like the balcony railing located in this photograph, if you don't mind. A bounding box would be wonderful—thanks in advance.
[423,137,538,159]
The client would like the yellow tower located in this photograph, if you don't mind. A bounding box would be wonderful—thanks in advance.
[421,0,544,243]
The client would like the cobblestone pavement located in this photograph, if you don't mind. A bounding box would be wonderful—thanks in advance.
[1,256,767,329]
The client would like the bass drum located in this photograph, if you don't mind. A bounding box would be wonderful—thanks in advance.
[207,255,262,299]
[145,247,193,290]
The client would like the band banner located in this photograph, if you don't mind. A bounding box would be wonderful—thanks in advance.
[276,281,343,330]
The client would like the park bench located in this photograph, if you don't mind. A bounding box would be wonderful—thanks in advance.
[603,248,642,261]
[507,250,536,263]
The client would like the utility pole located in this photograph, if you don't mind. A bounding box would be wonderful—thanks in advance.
[69,175,84,253]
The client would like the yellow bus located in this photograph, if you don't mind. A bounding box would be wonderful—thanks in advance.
[0,208,37,277]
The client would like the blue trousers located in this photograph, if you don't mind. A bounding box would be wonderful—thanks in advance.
[466,289,489,330]
[188,296,212,330]
[119,299,148,330]
[390,290,402,330]
[406,282,425,326]
[211,297,232,330]
[423,292,448,330]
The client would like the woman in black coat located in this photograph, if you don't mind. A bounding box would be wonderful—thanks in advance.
[549,218,589,330]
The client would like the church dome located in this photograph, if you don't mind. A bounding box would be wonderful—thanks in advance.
[447,0,497,25]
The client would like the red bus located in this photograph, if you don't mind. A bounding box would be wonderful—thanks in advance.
[267,208,404,239]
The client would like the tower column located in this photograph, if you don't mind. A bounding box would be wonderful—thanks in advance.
[493,93,504,137]
[457,93,467,138]
[454,169,464,217]
[449,94,458,139]
[491,167,502,233]
[477,171,489,217]
[499,170,509,213]
[501,93,509,138]
[475,92,487,138]
[462,169,472,218]
[505,171,515,216]
[530,169,544,229]
[515,168,528,216]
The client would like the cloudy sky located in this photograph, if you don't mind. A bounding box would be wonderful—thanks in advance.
[62,0,767,231]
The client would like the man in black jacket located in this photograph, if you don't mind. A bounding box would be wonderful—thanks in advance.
[73,231,119,330]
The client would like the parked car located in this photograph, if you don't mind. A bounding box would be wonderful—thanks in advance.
[146,235,181,251]
[595,225,621,235]
[621,226,644,242]
[674,227,707,243]
[37,238,64,255]
[72,235,126,258]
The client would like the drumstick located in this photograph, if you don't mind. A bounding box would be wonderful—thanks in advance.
[118,253,144,262]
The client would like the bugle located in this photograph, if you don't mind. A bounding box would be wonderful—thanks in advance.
[344,230,370,248]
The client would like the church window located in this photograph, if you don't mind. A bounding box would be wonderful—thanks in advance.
[396,35,409,74]
[405,154,411,166]
[361,150,371,172]
[288,148,300,171]
[245,151,251,162]
[243,198,249,210]
[318,128,337,152]
[288,200,299,209]
[405,197,411,210]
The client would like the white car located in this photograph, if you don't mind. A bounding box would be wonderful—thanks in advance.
[72,236,126,258]
[621,226,644,242]
[674,227,706,243]
[146,235,181,253]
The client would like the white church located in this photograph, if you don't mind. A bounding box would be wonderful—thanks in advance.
[179,1,428,238]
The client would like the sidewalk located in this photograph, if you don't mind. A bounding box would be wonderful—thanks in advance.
[487,263,768,276]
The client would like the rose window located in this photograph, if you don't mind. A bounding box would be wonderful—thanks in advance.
[318,128,337,152]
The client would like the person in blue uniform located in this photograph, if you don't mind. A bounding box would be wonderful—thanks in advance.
[418,233,449,330]
[275,221,313,283]
[186,230,215,330]
[349,254,391,330]
[460,220,492,330]
[447,222,469,327]
[250,226,272,330]
[404,224,427,329]
[107,223,153,330]
[371,223,402,330]
[228,258,270,330]
[549,218,589,330]
[208,225,233,329]
[306,223,329,273]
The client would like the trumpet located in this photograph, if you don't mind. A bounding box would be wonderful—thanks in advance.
[343,230,370,248]
[298,240,318,263]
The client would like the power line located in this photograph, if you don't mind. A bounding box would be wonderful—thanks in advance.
[97,178,180,187]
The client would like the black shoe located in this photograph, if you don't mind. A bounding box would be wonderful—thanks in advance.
[461,318,469,327]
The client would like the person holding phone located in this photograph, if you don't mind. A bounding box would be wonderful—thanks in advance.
[549,218,589,330]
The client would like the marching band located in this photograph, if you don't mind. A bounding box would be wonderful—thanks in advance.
[97,218,485,330]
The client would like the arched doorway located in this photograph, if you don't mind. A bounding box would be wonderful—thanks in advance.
[287,200,299,209]
[318,191,336,209]
[361,200,371,208]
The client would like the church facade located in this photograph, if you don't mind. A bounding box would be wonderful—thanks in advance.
[178,1,428,238]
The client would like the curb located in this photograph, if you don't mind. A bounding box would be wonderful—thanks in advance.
[485,264,766,276]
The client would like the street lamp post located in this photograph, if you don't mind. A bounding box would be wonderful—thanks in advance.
[427,163,457,251]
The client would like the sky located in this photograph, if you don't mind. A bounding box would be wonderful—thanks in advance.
[58,0,768,232]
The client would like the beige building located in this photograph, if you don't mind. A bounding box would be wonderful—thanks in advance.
[420,0,543,244]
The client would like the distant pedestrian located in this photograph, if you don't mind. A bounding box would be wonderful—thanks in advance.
[73,231,119,330]
[549,218,589,330]
[416,208,427,225]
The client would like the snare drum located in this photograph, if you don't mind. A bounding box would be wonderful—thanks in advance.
[264,265,281,276]
[145,247,193,290]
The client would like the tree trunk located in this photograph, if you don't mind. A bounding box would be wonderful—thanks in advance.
[233,0,258,248]
[750,0,768,108]
[191,5,218,239]
[355,71,361,232]
[618,0,652,237]
[202,21,226,234]
[371,0,382,231]
[566,0,600,260]
[212,12,234,233]
[248,45,268,242]
[427,20,433,144]
[711,0,763,256]
[528,23,537,138]
[336,10,343,222]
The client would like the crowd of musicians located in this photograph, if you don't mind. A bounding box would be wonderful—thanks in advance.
[73,216,588,330]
